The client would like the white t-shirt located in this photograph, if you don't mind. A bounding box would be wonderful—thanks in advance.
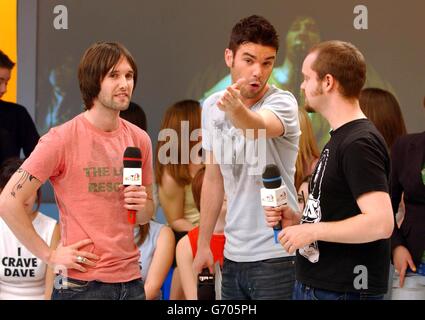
[202,85,300,262]
[0,212,56,300]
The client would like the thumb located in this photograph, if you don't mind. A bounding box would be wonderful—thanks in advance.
[233,78,247,90]
[407,256,416,273]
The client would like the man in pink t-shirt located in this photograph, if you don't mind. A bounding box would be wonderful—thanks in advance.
[0,42,154,300]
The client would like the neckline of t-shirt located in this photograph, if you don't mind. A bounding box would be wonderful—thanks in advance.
[250,86,275,110]
[330,118,369,136]
[79,113,123,137]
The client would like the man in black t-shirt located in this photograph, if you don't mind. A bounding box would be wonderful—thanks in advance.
[0,50,39,165]
[263,41,394,300]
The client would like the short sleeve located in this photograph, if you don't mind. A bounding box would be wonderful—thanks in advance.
[342,138,389,199]
[21,128,65,183]
[202,94,218,152]
[262,91,299,138]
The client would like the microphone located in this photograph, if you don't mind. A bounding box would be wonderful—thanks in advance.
[197,268,215,300]
[123,147,142,224]
[261,164,287,244]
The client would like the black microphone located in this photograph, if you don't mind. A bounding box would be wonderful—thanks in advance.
[197,268,215,300]
[123,147,142,224]
[261,164,287,243]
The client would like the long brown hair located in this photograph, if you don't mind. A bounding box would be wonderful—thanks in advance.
[155,100,202,187]
[191,166,206,212]
[295,108,320,190]
[136,223,150,247]
[359,88,407,150]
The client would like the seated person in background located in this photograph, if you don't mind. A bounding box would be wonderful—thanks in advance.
[295,107,320,212]
[0,50,39,165]
[155,99,203,299]
[135,220,174,300]
[0,158,60,300]
[176,167,226,300]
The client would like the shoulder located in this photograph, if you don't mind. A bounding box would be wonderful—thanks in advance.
[41,115,81,143]
[203,90,224,109]
[339,120,384,148]
[159,170,184,193]
[264,86,298,106]
[0,101,32,117]
[121,118,151,143]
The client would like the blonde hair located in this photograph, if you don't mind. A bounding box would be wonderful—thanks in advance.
[295,107,320,190]
[155,100,202,187]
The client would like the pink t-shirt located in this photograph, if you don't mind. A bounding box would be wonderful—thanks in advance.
[22,113,153,283]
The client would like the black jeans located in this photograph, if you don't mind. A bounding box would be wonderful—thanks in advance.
[221,256,295,300]
[52,275,146,300]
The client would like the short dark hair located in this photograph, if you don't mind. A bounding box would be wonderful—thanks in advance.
[309,40,366,99]
[0,50,15,69]
[78,42,138,110]
[228,15,279,54]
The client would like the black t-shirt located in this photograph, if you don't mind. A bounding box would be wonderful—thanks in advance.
[0,100,40,165]
[296,119,391,294]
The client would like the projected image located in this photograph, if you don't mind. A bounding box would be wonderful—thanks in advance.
[200,15,396,149]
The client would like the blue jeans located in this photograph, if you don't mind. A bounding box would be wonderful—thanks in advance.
[51,275,146,300]
[221,256,295,300]
[293,280,384,300]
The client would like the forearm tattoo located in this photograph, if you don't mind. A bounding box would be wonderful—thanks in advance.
[10,168,36,198]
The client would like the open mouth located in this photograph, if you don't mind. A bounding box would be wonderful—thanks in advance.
[249,83,260,89]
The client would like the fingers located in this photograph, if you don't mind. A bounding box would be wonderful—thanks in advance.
[399,265,406,288]
[75,251,100,260]
[71,263,87,273]
[123,185,146,193]
[70,239,93,249]
[407,257,417,273]
[233,77,247,90]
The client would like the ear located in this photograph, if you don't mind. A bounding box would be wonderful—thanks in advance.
[224,48,234,68]
[323,74,335,93]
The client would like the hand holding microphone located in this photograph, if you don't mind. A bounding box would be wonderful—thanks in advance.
[123,147,145,224]
[261,164,288,244]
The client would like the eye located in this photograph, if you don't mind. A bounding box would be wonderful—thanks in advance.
[244,59,253,64]
[126,74,134,80]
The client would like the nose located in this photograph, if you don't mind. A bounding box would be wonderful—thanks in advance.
[118,75,129,89]
[252,63,262,79]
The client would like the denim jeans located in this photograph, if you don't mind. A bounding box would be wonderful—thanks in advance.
[293,280,384,300]
[221,256,295,300]
[51,275,146,300]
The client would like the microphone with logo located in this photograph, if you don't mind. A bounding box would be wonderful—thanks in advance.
[261,164,287,244]
[197,268,215,300]
[123,147,142,224]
